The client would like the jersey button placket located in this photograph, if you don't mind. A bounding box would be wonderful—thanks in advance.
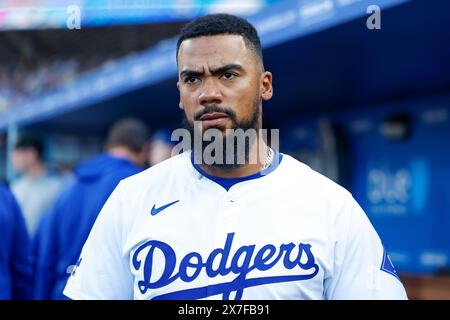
[206,190,237,299]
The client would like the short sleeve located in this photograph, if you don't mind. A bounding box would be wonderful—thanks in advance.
[63,182,133,300]
[324,195,408,300]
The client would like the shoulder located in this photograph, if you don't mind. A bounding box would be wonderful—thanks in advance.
[10,177,25,191]
[0,183,18,205]
[119,152,191,193]
[0,183,22,223]
[279,154,374,248]
[94,153,191,228]
[277,153,360,230]
[279,153,352,201]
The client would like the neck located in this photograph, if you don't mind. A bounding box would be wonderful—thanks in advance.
[108,146,141,167]
[198,139,271,179]
[26,162,45,179]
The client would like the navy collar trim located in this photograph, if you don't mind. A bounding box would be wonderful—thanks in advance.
[190,149,283,191]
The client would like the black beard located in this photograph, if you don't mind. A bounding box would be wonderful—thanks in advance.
[182,103,260,170]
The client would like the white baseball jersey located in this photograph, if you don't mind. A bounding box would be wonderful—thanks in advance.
[63,150,407,300]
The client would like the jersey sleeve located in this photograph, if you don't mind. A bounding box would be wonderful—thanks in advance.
[324,195,408,300]
[63,182,133,300]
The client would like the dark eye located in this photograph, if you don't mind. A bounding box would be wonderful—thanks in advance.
[222,72,236,80]
[185,76,199,84]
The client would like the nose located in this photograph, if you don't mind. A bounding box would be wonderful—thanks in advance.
[198,77,222,106]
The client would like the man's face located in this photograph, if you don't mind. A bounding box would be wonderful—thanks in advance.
[177,34,271,133]
[12,148,39,173]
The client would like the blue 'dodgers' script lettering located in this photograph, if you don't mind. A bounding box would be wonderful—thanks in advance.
[132,233,319,300]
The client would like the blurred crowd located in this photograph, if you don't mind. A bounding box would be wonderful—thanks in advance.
[0,60,80,112]
[0,21,185,113]
[0,118,175,299]
[0,51,130,112]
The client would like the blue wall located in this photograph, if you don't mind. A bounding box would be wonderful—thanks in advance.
[281,96,450,274]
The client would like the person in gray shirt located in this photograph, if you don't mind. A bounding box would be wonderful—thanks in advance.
[11,136,66,237]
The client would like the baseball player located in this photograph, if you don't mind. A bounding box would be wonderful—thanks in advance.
[63,14,408,300]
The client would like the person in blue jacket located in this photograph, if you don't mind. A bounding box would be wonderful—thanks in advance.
[0,182,33,299]
[33,118,150,299]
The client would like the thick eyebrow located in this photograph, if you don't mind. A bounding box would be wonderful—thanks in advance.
[210,64,244,75]
[180,64,244,78]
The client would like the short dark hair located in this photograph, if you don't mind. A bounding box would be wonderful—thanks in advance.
[177,13,263,69]
[14,136,43,159]
[105,118,150,153]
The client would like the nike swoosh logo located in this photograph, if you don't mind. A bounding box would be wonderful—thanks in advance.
[151,200,180,216]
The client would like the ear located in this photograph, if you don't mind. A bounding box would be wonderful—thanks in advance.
[177,81,184,109]
[261,71,273,101]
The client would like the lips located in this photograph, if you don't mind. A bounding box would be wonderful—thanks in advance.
[199,112,229,121]
[199,112,229,128]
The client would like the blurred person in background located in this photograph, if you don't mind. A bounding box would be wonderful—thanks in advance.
[0,183,33,300]
[33,118,150,300]
[11,136,66,237]
[148,129,176,167]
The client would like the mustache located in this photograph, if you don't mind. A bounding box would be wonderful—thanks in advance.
[194,104,237,122]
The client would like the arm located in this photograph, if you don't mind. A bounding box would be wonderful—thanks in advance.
[324,195,408,299]
[63,182,134,300]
